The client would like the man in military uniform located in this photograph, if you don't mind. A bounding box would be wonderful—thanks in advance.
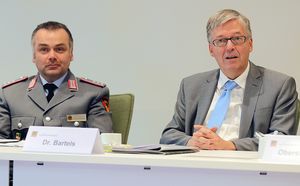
[0,21,113,140]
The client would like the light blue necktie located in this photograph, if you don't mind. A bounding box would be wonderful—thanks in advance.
[207,80,237,129]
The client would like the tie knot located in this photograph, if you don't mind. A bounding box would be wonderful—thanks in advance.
[224,80,237,91]
[43,83,57,92]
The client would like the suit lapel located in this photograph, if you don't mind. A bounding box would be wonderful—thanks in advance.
[239,63,263,138]
[194,71,219,125]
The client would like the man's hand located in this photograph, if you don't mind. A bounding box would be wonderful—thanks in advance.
[187,125,236,150]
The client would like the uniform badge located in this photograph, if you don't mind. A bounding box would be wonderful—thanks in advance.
[67,114,87,122]
[28,77,37,90]
[15,132,22,141]
[101,97,110,112]
[68,79,78,91]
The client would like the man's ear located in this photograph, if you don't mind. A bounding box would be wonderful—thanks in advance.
[32,52,36,63]
[209,44,214,57]
[249,38,253,52]
[70,53,74,62]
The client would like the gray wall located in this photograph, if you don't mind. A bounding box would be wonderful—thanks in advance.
[1,0,299,144]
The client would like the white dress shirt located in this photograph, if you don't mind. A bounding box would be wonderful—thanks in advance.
[40,73,67,96]
[204,63,250,140]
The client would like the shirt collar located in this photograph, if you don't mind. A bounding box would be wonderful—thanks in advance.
[218,62,250,90]
[40,73,68,88]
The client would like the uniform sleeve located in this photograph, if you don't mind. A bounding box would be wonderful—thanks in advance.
[86,86,113,133]
[0,89,12,139]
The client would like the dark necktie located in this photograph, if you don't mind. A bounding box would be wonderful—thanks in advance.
[43,83,58,102]
[207,80,237,129]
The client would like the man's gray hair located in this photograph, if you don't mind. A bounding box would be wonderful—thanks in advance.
[206,9,252,42]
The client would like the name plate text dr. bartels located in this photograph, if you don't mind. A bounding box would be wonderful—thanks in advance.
[23,126,104,154]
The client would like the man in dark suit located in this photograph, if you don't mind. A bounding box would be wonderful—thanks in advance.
[0,21,113,140]
[160,9,298,151]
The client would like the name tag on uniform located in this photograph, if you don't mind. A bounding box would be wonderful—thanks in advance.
[23,126,103,154]
[67,114,87,122]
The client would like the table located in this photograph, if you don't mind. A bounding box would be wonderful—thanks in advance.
[0,147,300,186]
[0,159,9,186]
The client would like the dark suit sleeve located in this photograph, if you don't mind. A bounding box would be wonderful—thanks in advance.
[160,80,192,145]
[232,76,298,151]
[86,86,113,133]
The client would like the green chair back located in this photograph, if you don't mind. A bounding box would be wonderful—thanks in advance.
[110,93,134,144]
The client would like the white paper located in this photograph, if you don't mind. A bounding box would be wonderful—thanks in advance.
[0,140,24,147]
[0,139,19,143]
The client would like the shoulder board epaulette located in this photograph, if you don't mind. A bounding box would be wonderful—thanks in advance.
[2,76,28,89]
[79,77,106,88]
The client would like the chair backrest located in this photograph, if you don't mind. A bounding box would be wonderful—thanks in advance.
[110,93,134,144]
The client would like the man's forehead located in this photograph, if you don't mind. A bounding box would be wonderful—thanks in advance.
[212,20,246,37]
[36,43,67,47]
[213,31,244,38]
[34,29,69,40]
[34,29,69,45]
[35,28,67,34]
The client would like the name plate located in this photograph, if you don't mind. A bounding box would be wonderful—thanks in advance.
[23,126,104,154]
[258,135,300,163]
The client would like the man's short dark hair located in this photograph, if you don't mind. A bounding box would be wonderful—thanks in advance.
[31,21,73,50]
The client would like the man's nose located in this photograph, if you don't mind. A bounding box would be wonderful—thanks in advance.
[225,40,235,50]
[48,50,57,61]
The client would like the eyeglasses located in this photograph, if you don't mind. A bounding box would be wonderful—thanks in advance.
[211,36,248,47]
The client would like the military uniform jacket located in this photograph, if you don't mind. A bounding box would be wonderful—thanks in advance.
[0,70,113,140]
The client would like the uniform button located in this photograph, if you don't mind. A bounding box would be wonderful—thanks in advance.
[45,117,51,122]
[17,122,22,128]
[74,121,79,127]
